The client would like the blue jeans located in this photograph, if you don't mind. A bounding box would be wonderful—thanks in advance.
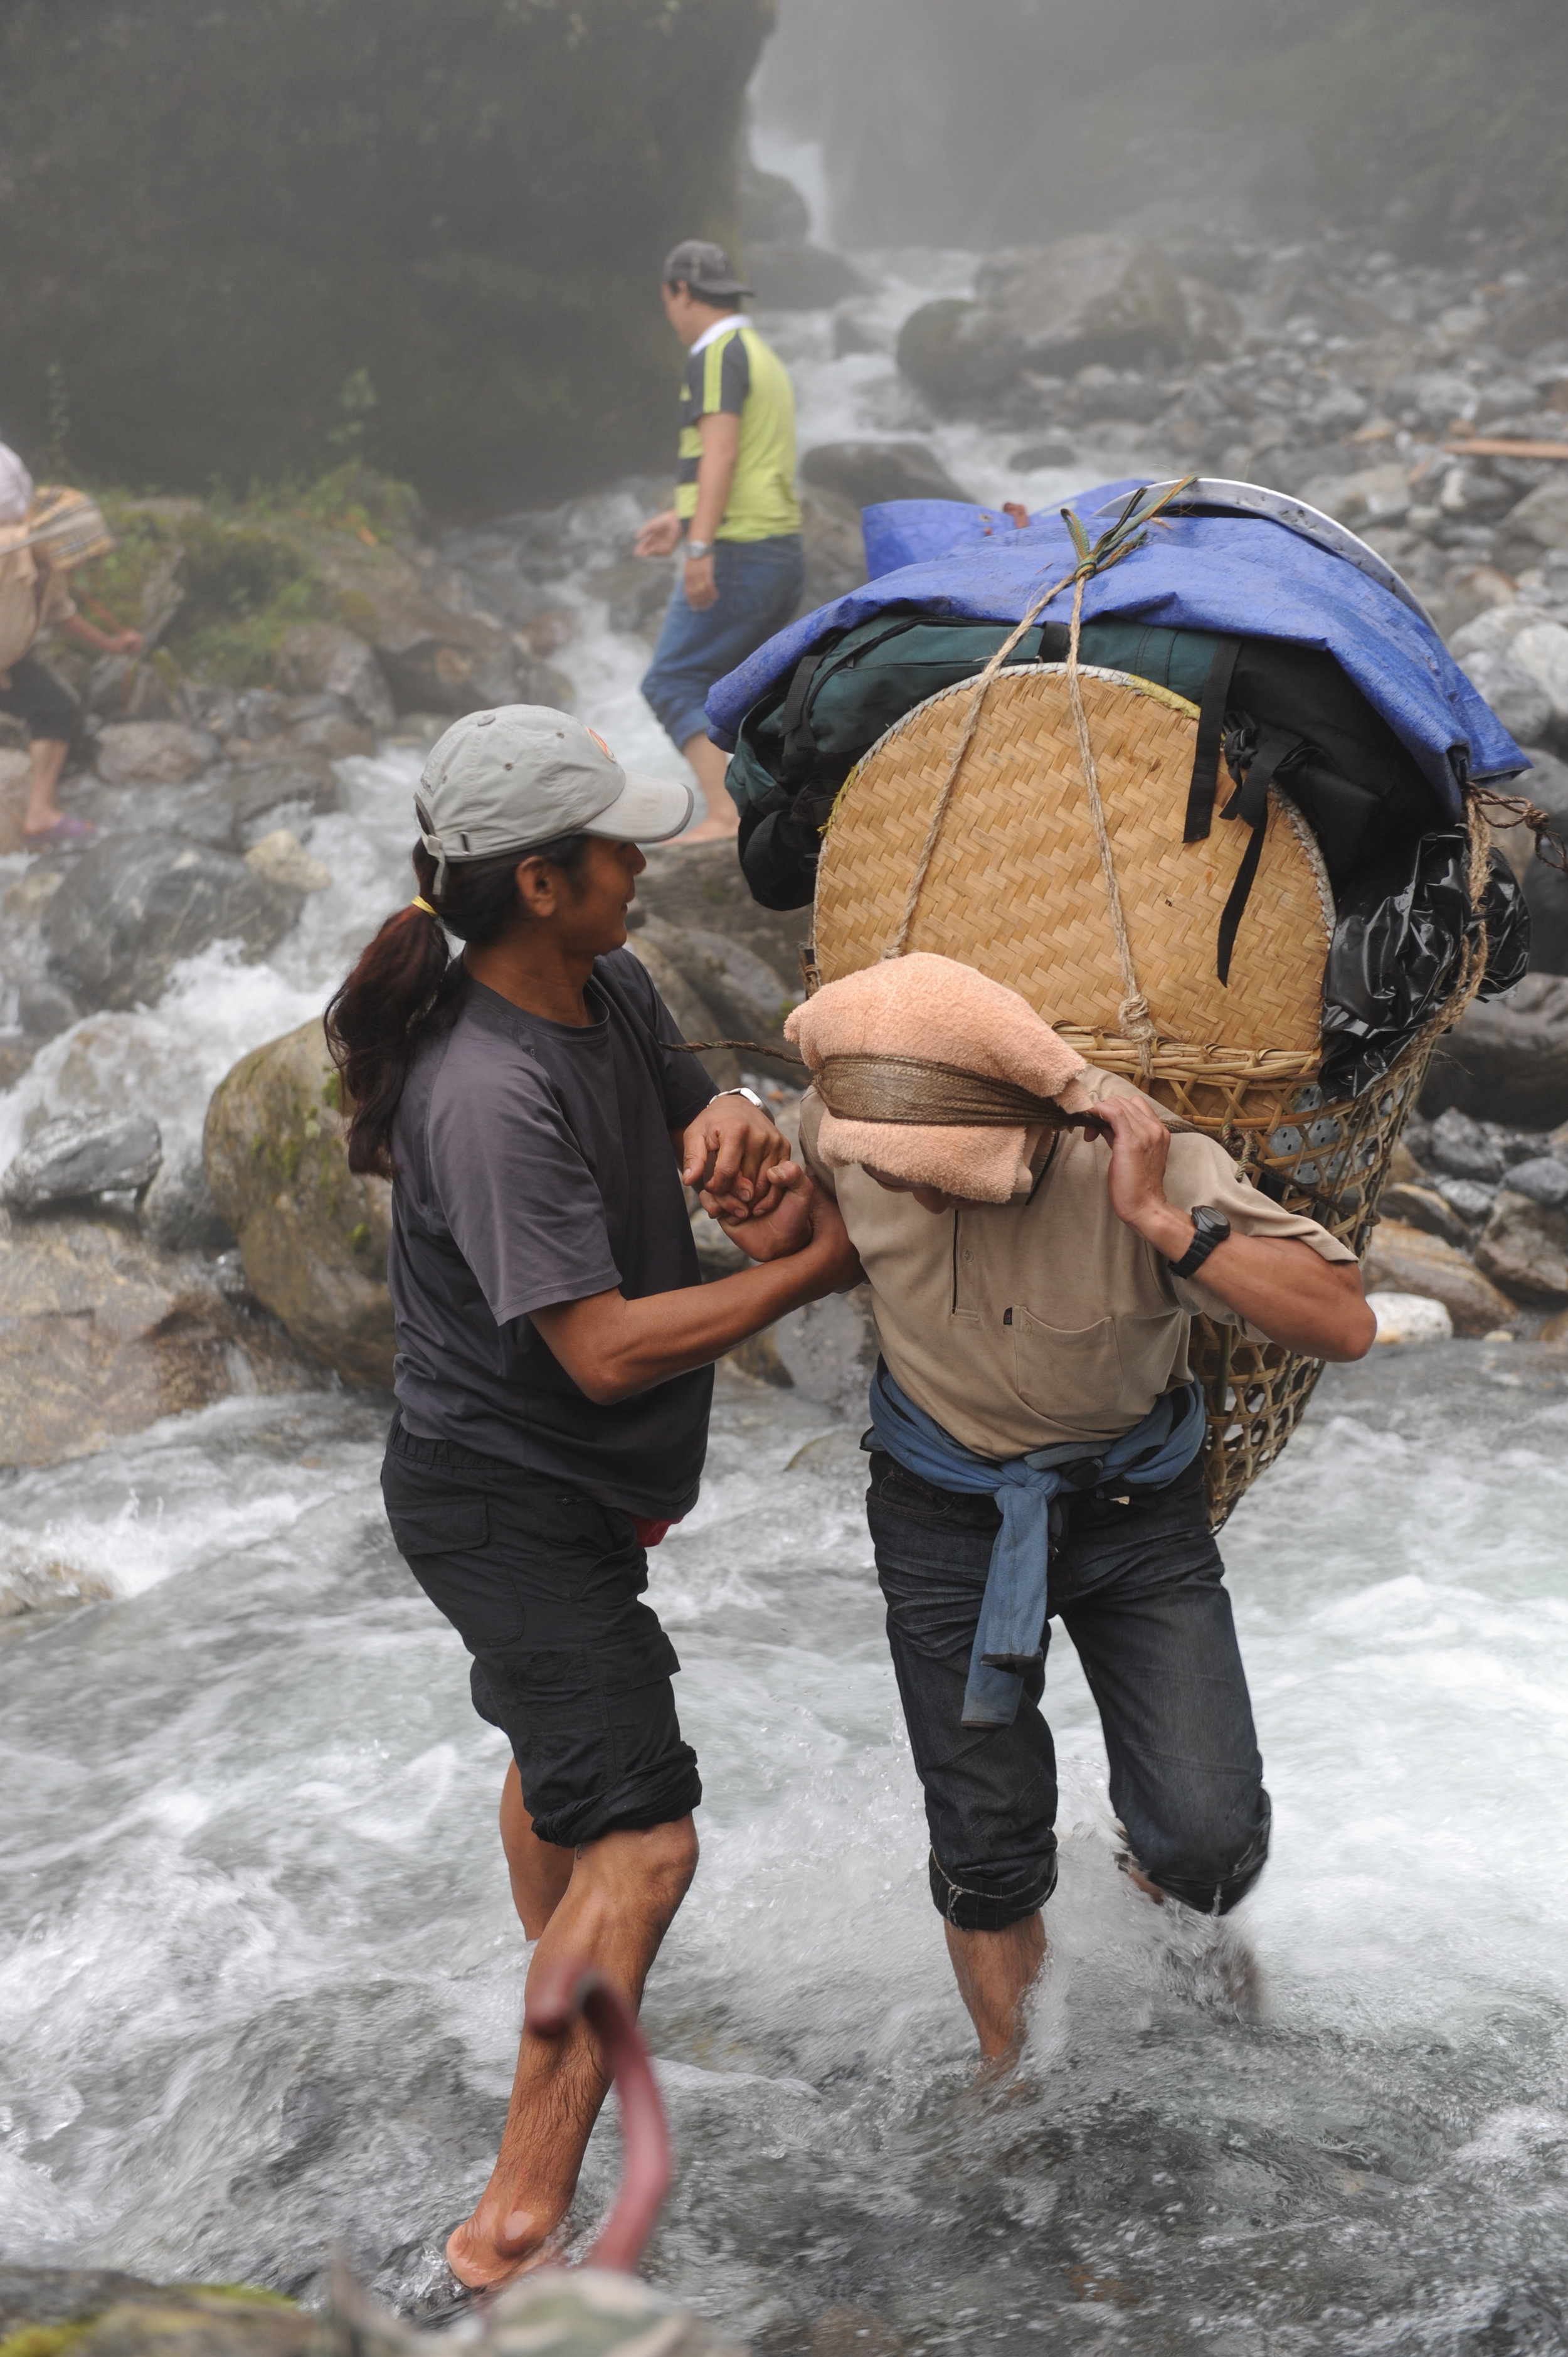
[641,534,805,755]
[866,1454,1271,1930]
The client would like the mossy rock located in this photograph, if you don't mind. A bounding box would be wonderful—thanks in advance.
[204,1021,394,1388]
[0,2275,307,2357]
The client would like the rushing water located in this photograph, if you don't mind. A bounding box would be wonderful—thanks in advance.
[4,252,1568,2353]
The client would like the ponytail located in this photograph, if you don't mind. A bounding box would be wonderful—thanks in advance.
[324,831,590,1176]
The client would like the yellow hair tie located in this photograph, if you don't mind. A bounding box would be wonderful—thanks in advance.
[410,895,438,917]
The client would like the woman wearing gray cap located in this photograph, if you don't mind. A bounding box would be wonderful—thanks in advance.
[326,705,858,2287]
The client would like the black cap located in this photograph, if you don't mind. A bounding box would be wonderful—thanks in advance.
[662,239,752,301]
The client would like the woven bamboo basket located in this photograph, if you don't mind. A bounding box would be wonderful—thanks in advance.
[810,662,1487,1528]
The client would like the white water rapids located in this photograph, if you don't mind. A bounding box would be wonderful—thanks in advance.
[3,253,1568,2354]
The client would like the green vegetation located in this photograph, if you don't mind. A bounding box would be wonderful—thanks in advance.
[77,464,418,689]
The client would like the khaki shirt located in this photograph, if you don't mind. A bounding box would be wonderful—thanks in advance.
[800,1065,1355,1459]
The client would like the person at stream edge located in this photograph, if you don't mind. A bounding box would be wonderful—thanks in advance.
[637,240,803,843]
[324,703,858,2287]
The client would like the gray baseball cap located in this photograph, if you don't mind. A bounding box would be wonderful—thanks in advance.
[416,706,694,886]
[662,238,752,301]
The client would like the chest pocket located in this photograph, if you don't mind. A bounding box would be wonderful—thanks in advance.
[1012,1307,1187,1431]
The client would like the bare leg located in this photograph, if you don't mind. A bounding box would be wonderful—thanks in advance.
[23,737,70,835]
[446,1812,699,2290]
[679,732,738,842]
[500,1762,574,1937]
[944,1913,1047,2065]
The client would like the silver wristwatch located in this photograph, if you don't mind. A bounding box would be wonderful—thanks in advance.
[716,1085,765,1111]
[684,538,713,560]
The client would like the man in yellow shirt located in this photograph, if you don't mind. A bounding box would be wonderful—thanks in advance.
[637,242,803,842]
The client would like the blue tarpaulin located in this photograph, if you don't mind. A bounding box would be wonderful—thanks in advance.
[704,481,1527,816]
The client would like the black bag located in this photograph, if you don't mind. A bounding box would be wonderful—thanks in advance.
[1318,833,1529,1099]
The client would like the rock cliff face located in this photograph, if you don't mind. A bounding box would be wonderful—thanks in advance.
[0,0,773,513]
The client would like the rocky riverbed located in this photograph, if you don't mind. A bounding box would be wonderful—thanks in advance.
[7,216,1568,1472]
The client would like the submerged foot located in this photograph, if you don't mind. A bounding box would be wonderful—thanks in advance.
[1158,1922,1264,2023]
[445,2203,569,2291]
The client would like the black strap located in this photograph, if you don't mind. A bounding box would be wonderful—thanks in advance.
[1184,634,1243,844]
[778,652,825,785]
[1215,723,1298,985]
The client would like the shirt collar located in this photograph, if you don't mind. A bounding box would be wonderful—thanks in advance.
[689,314,746,356]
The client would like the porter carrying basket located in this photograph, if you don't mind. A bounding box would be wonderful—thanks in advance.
[808,620,1489,1529]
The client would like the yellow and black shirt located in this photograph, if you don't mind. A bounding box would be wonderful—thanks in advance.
[676,319,802,544]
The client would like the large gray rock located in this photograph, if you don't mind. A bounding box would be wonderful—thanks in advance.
[1421,974,1568,1129]
[1459,649,1552,747]
[896,299,1027,409]
[773,1285,881,1420]
[974,235,1189,375]
[624,934,741,1091]
[1361,1220,1517,1336]
[43,836,299,1011]
[800,440,973,511]
[798,483,869,612]
[1511,622,1568,732]
[1295,462,1412,533]
[0,1213,314,1471]
[93,720,218,787]
[738,157,810,245]
[140,1143,238,1251]
[1475,1189,1568,1303]
[3,1112,162,1213]
[746,241,871,309]
[273,622,395,732]
[226,749,342,834]
[1503,477,1568,554]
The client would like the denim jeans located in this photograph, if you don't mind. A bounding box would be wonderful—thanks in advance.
[640,533,805,754]
[866,1454,1271,1929]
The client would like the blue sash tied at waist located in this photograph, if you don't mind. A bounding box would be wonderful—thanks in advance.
[867,1363,1207,1728]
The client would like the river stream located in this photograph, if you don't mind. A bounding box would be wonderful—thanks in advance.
[3,250,1568,2354]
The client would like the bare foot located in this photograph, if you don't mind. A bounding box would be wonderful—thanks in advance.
[445,2203,568,2290]
[680,814,739,844]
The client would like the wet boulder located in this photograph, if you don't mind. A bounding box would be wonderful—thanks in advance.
[896,299,1027,410]
[974,236,1189,376]
[800,440,973,510]
[245,828,333,894]
[0,1213,313,1470]
[274,621,395,732]
[774,1285,881,1420]
[1475,1190,1568,1303]
[1456,649,1551,747]
[798,482,870,611]
[1421,976,1568,1129]
[1502,477,1568,556]
[1361,1220,1517,1336]
[140,1144,236,1253]
[42,836,299,1011]
[746,242,872,309]
[226,748,342,834]
[203,1019,395,1389]
[624,933,741,1091]
[93,720,218,787]
[3,1111,162,1214]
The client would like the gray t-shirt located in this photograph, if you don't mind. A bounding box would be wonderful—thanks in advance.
[388,953,716,1517]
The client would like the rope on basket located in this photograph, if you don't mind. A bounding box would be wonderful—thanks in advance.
[881,477,1196,1082]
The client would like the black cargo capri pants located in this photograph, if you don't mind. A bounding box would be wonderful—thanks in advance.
[381,1416,702,1848]
[866,1451,1271,1931]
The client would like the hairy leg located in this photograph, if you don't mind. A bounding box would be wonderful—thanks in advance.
[680,732,739,841]
[24,737,70,833]
[447,1812,699,2289]
[500,1762,575,1937]
[944,1912,1047,2065]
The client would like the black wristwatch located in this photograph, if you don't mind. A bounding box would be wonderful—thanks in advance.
[1168,1203,1231,1279]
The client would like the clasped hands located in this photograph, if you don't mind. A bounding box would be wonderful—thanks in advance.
[679,1097,854,1273]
